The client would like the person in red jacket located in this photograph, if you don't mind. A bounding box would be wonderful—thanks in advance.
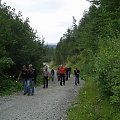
[59,65,66,86]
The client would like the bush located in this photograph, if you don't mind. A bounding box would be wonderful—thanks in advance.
[0,76,23,96]
[94,36,120,104]
[67,77,120,120]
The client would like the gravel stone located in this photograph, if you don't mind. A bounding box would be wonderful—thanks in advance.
[0,75,84,120]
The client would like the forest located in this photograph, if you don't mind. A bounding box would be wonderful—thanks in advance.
[53,0,120,118]
[54,0,120,105]
[0,0,120,119]
[0,3,47,95]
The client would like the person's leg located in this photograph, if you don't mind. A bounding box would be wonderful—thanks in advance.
[27,79,30,95]
[69,71,71,78]
[52,75,54,81]
[60,74,62,86]
[63,74,65,85]
[43,76,46,88]
[77,76,80,84]
[58,75,60,81]
[66,73,68,80]
[23,79,27,94]
[53,75,54,81]
[46,77,48,88]
[68,71,70,78]
[75,76,77,85]
[31,80,35,95]
[58,76,60,81]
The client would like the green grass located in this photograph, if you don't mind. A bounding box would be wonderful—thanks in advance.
[67,77,120,120]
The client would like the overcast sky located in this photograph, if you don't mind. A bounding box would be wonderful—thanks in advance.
[2,0,90,44]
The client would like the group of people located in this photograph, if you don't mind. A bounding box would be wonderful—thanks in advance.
[18,64,36,96]
[56,65,80,86]
[19,63,80,95]
[56,65,71,86]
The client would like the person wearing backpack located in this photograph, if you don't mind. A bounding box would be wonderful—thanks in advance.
[27,64,36,96]
[18,65,28,95]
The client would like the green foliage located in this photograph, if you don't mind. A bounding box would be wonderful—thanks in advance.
[94,37,120,104]
[45,46,55,62]
[0,77,23,96]
[54,0,120,106]
[0,57,14,71]
[0,3,47,95]
[67,77,120,120]
[0,3,46,74]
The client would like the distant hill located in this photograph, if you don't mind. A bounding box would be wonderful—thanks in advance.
[47,44,57,48]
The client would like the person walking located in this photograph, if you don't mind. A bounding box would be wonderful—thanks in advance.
[18,65,28,95]
[27,64,36,95]
[51,69,55,81]
[68,67,71,78]
[43,67,49,88]
[57,67,60,81]
[59,65,66,86]
[65,67,69,81]
[74,68,80,85]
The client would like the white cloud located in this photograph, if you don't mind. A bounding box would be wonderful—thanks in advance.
[2,0,90,44]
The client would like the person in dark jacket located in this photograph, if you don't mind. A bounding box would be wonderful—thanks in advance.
[51,69,55,81]
[27,64,36,95]
[74,68,80,85]
[65,67,69,81]
[18,65,28,95]
[68,67,71,78]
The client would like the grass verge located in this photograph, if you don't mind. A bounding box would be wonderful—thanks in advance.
[67,77,120,120]
[0,75,43,96]
[0,78,23,96]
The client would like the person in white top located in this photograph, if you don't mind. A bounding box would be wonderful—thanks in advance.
[43,67,49,88]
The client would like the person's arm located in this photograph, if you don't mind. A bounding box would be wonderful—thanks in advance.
[17,72,21,81]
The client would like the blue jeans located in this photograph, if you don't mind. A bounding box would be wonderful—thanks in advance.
[75,76,79,85]
[27,78,35,95]
[51,74,54,81]
[68,71,71,78]
[23,79,27,94]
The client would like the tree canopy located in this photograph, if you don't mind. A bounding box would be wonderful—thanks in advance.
[54,0,120,105]
[0,3,46,78]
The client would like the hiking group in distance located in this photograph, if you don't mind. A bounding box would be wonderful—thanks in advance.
[18,63,80,96]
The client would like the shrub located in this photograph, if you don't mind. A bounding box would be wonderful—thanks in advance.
[94,36,120,104]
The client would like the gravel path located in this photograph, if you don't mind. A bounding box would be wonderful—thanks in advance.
[0,75,84,120]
